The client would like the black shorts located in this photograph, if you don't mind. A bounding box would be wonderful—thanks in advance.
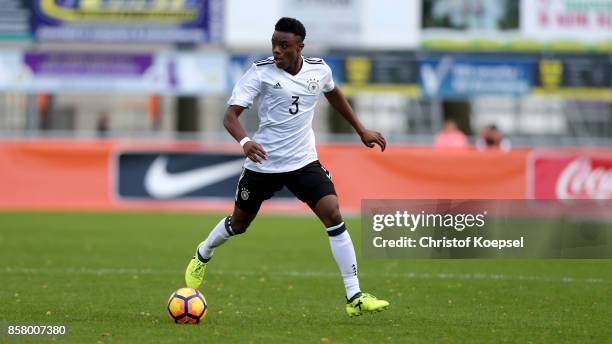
[235,160,337,213]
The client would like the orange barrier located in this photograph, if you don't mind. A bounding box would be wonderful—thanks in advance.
[0,139,113,211]
[318,145,529,211]
[0,139,609,213]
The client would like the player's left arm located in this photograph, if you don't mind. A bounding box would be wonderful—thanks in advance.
[324,87,386,151]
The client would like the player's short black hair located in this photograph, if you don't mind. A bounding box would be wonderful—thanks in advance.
[275,17,306,41]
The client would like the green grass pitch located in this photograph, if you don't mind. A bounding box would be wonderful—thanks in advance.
[0,212,610,343]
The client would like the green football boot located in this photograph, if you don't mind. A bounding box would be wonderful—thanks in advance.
[346,292,389,317]
[184,255,207,289]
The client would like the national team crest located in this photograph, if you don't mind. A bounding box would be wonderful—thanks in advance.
[307,78,319,94]
[240,187,250,200]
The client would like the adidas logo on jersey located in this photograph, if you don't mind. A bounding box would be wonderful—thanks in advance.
[273,82,282,89]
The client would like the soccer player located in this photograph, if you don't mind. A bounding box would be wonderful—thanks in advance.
[185,17,389,317]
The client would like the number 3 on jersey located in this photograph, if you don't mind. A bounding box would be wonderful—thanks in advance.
[289,96,299,115]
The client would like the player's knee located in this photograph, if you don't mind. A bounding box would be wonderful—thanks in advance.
[324,205,343,228]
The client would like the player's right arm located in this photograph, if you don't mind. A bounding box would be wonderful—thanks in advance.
[226,63,268,163]
[223,105,268,163]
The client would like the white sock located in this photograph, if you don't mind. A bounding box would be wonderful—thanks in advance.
[327,222,361,300]
[197,216,234,262]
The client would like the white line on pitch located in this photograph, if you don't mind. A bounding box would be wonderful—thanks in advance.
[0,267,609,284]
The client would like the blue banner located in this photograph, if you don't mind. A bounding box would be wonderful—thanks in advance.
[31,0,223,43]
[419,56,534,98]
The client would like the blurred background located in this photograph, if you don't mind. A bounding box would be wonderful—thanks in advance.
[0,0,610,212]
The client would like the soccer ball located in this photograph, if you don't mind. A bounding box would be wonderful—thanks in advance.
[167,288,208,324]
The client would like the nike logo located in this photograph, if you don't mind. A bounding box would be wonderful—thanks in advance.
[144,156,245,199]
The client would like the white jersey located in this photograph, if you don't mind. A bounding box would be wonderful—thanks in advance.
[228,56,335,173]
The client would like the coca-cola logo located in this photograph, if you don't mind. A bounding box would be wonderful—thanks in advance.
[530,154,612,200]
[556,158,612,199]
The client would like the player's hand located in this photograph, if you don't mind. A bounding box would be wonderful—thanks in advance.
[243,141,268,163]
[360,130,387,152]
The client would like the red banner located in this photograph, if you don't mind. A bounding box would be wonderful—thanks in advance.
[528,150,612,200]
[0,140,609,213]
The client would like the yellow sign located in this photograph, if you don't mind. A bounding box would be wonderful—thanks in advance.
[539,59,563,89]
[40,0,197,23]
[345,56,372,85]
